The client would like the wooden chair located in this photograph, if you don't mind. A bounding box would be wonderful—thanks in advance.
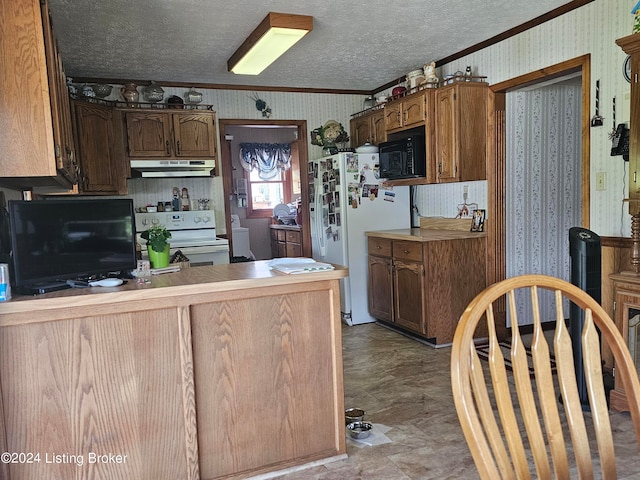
[451,274,640,479]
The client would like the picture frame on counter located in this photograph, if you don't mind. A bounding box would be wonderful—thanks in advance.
[471,209,485,232]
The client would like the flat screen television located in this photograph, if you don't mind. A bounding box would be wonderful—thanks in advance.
[8,199,137,294]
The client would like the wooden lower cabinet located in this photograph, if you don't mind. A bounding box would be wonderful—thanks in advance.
[367,255,393,321]
[271,225,303,258]
[394,259,427,335]
[367,234,487,345]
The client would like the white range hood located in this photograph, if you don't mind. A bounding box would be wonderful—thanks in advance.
[130,160,215,178]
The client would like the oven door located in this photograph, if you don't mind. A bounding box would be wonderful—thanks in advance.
[175,245,230,266]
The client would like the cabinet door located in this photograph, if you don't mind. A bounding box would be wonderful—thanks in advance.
[73,102,124,194]
[384,101,403,132]
[435,86,458,183]
[285,242,302,257]
[393,260,426,335]
[126,112,173,157]
[371,110,386,145]
[172,112,217,157]
[402,93,426,129]
[350,115,371,147]
[368,255,393,321]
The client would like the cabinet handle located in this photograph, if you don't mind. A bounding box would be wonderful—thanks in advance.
[166,140,170,155]
[176,141,181,155]
[376,245,382,249]
[403,249,410,254]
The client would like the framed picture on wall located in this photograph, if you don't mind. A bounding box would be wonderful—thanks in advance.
[471,209,485,232]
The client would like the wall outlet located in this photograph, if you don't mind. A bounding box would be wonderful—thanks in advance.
[596,172,606,191]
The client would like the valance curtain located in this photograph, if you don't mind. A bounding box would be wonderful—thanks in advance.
[239,143,292,179]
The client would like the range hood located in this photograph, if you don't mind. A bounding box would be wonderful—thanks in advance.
[130,160,215,178]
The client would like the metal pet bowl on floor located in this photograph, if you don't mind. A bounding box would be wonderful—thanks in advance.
[345,408,365,425]
[347,421,372,439]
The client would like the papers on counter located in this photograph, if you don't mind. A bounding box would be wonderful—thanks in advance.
[268,258,335,274]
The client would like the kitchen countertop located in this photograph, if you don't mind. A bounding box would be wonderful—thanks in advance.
[366,228,488,242]
[270,223,302,230]
[0,261,347,320]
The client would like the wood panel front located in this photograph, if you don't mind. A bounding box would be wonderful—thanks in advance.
[191,285,344,479]
[368,255,393,322]
[172,112,217,158]
[425,238,487,343]
[0,308,192,480]
[125,112,172,157]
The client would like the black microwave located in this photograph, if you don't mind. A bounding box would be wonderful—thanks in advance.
[378,135,426,179]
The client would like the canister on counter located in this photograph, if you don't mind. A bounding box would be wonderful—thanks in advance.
[0,263,11,301]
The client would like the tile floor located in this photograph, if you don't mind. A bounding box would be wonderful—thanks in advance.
[273,322,640,480]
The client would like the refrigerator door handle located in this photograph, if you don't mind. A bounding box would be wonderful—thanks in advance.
[316,189,326,257]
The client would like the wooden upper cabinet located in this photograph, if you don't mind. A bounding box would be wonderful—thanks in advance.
[350,115,372,147]
[125,112,173,157]
[73,101,126,195]
[172,112,217,157]
[125,110,217,159]
[434,82,488,183]
[350,108,386,147]
[371,109,386,145]
[384,91,430,133]
[0,0,76,189]
[435,86,457,182]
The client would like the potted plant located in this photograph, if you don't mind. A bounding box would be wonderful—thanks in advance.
[140,225,171,268]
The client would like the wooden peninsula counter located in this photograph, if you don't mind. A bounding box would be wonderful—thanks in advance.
[0,261,348,480]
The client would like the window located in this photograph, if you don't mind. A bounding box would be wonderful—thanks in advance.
[239,142,293,218]
[246,168,292,218]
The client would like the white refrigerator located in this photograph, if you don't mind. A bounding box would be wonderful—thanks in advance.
[308,152,411,325]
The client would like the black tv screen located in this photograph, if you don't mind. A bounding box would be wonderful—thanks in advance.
[8,199,137,293]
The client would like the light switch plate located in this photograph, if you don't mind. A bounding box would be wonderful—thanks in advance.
[596,172,606,191]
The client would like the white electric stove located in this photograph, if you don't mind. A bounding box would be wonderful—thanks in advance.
[135,210,230,266]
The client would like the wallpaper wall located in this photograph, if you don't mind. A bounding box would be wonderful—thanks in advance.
[424,0,633,237]
[104,88,364,235]
[506,83,583,282]
[506,84,582,324]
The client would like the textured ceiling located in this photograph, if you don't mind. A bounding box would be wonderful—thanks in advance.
[47,0,573,92]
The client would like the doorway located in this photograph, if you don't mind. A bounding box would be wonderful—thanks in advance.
[218,119,311,260]
[489,55,591,332]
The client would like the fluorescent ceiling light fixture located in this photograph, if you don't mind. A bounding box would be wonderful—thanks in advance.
[228,12,313,75]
